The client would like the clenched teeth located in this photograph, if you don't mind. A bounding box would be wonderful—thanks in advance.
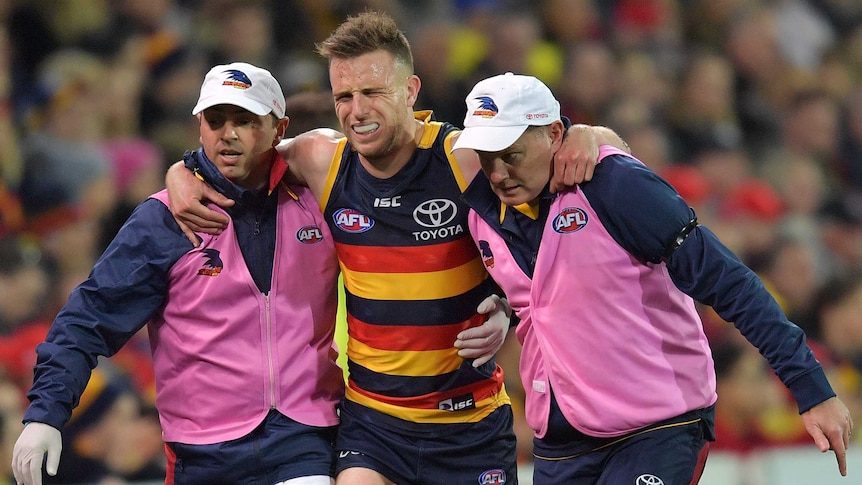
[354,123,379,134]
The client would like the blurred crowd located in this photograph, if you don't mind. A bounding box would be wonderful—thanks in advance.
[0,0,861,483]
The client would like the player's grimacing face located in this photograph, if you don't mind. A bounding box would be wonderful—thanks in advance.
[329,50,417,160]
[199,105,282,189]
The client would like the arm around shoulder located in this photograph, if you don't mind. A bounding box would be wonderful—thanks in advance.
[164,159,232,241]
[584,124,631,154]
[276,128,344,193]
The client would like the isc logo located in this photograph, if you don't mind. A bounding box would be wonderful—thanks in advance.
[296,225,324,244]
[373,196,402,207]
[438,393,475,412]
[333,208,374,233]
[478,469,506,484]
[553,207,588,234]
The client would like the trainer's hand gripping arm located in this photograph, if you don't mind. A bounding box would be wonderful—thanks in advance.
[12,422,62,485]
[454,294,512,368]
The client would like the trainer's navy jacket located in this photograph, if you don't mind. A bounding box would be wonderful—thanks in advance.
[24,149,343,444]
[463,145,835,438]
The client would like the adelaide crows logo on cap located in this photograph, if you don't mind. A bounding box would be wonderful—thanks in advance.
[222,69,253,90]
[472,96,499,118]
[197,248,223,276]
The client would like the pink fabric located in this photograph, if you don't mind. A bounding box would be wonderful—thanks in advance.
[148,186,342,444]
[467,146,716,438]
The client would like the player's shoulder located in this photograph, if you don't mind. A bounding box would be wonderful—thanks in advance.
[446,130,482,184]
[278,129,344,166]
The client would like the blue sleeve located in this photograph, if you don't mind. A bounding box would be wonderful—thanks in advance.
[585,154,834,413]
[24,198,195,429]
[667,225,833,412]
[581,154,695,263]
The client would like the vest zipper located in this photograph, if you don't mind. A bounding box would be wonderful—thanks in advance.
[264,293,276,407]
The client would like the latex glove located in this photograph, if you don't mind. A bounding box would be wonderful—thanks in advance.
[165,160,233,245]
[801,396,854,476]
[12,422,62,485]
[454,294,511,367]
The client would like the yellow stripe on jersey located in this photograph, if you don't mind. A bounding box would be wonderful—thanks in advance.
[415,110,437,148]
[444,130,471,193]
[347,337,463,376]
[345,386,509,424]
[340,257,488,301]
[319,138,348,209]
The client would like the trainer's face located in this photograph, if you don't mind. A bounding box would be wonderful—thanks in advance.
[199,105,286,189]
[477,122,564,206]
[329,49,419,163]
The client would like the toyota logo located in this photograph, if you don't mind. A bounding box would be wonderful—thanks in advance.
[635,474,664,485]
[413,199,457,228]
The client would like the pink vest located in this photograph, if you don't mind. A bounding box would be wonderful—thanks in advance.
[467,147,716,439]
[149,185,342,444]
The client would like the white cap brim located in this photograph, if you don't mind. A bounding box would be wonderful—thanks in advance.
[192,93,272,116]
[451,125,529,153]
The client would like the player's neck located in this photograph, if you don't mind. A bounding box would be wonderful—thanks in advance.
[358,119,424,179]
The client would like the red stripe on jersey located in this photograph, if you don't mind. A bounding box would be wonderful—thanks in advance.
[348,313,485,351]
[347,365,505,409]
[336,238,479,273]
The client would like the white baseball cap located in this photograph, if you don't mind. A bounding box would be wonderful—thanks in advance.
[192,62,286,118]
[452,72,560,152]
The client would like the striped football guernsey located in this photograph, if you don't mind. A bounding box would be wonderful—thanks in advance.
[320,111,510,431]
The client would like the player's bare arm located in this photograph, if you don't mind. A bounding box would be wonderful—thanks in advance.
[275,128,345,201]
[165,160,233,241]
[165,128,343,244]
[451,124,631,192]
[551,124,631,193]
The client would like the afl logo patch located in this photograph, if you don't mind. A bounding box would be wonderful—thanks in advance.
[333,208,374,233]
[478,469,506,484]
[296,225,324,244]
[553,207,588,233]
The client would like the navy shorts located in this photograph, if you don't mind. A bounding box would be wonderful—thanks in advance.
[336,400,517,485]
[165,409,337,485]
[532,405,714,485]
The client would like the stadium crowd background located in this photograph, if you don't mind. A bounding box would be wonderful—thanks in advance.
[0,0,861,483]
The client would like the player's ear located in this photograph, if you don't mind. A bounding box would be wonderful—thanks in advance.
[405,74,421,108]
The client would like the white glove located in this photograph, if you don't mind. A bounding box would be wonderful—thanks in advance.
[454,294,512,367]
[12,421,62,485]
